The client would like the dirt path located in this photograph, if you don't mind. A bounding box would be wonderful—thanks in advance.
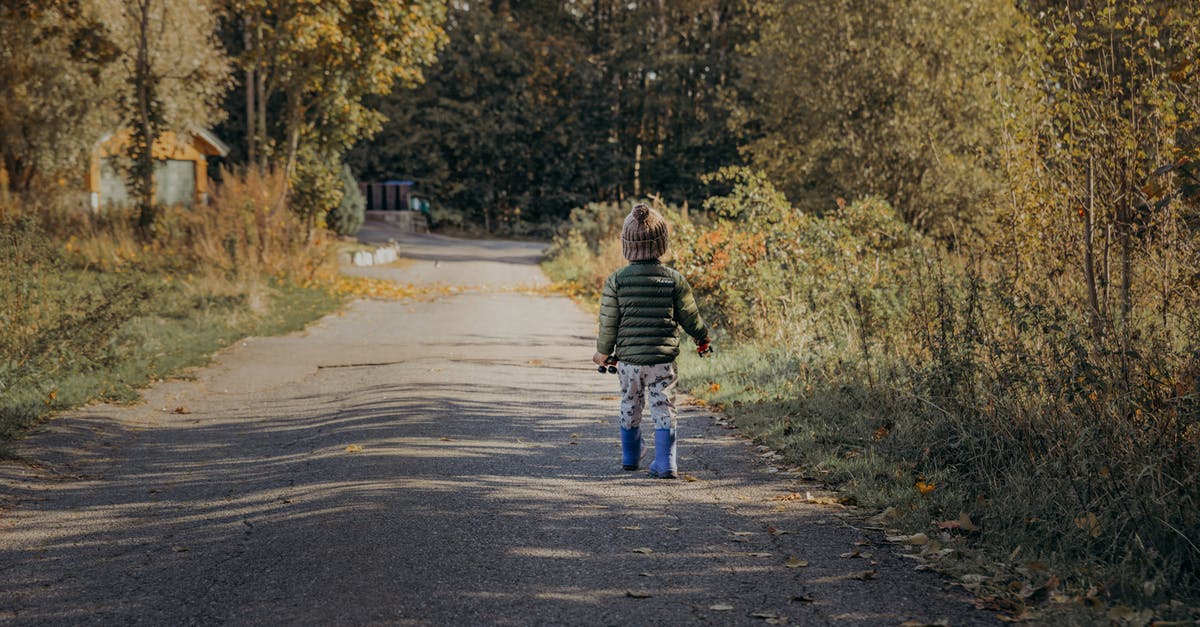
[0,225,996,625]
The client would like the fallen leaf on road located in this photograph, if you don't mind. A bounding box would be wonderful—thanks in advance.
[791,595,815,603]
[172,406,191,414]
[785,557,809,568]
[751,611,780,620]
[666,527,681,531]
[748,552,772,558]
[626,590,652,599]
[709,604,734,611]
[344,444,363,453]
[683,474,699,482]
[845,569,878,581]
[731,531,755,536]
[866,506,901,526]
[937,511,979,532]
[632,548,654,554]
[770,492,805,501]
[439,437,455,442]
[768,525,790,536]
[568,441,579,445]
[886,533,929,546]
[806,492,848,505]
[840,549,871,559]
[171,546,188,553]
[638,572,653,577]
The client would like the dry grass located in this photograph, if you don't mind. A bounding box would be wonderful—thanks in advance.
[0,168,344,447]
[544,193,1200,621]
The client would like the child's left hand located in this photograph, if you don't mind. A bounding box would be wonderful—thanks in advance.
[592,352,609,366]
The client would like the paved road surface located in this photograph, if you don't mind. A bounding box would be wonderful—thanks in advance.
[0,225,994,625]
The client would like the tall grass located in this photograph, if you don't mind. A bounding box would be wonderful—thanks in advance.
[544,175,1200,614]
[0,168,342,447]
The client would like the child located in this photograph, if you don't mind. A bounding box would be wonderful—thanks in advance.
[592,203,710,479]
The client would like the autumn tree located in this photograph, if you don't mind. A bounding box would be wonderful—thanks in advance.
[0,1,119,194]
[736,0,1035,238]
[348,0,753,230]
[93,0,230,230]
[220,0,447,234]
[1029,1,1200,338]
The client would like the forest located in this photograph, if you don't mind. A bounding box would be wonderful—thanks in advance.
[2,0,1199,620]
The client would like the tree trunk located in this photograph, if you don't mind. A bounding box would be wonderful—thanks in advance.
[633,143,641,198]
[256,18,268,172]
[1083,157,1103,339]
[244,15,257,166]
[132,0,159,235]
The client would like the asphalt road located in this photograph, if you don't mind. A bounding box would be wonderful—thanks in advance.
[0,225,996,625]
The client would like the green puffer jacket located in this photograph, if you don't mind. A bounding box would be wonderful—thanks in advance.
[596,260,709,365]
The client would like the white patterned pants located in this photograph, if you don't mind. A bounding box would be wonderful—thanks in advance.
[617,361,678,431]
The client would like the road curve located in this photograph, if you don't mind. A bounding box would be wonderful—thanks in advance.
[0,224,995,625]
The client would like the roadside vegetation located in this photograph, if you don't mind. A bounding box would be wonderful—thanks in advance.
[0,169,344,449]
[544,2,1200,618]
[546,175,1199,621]
[1,2,450,447]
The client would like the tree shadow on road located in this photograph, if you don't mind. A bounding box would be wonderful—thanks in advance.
[0,375,995,625]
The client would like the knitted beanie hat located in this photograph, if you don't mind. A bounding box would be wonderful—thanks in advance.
[621,203,669,261]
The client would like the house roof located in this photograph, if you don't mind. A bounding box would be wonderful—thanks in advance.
[94,127,230,157]
[191,127,229,157]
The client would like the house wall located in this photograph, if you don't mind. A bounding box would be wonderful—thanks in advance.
[88,131,215,210]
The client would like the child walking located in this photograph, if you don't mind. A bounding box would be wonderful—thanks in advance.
[592,203,710,479]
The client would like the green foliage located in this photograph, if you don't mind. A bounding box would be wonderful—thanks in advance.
[547,167,1200,609]
[348,0,752,231]
[225,0,448,199]
[326,164,365,237]
[0,1,120,191]
[290,149,344,234]
[736,0,1036,237]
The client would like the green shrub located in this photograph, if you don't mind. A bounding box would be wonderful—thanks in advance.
[326,164,365,237]
[291,149,344,234]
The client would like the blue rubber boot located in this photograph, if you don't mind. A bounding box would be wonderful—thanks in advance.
[620,426,643,471]
[647,428,677,479]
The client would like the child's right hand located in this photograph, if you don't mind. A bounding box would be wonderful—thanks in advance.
[593,352,609,366]
[697,338,712,356]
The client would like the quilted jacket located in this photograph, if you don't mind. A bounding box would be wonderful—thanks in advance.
[596,260,708,365]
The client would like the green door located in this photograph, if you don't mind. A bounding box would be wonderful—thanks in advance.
[154,160,195,207]
[100,158,131,209]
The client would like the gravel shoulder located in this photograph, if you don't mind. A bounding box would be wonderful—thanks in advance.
[0,224,996,625]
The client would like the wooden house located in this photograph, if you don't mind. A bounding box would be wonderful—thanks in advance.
[87,128,229,210]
